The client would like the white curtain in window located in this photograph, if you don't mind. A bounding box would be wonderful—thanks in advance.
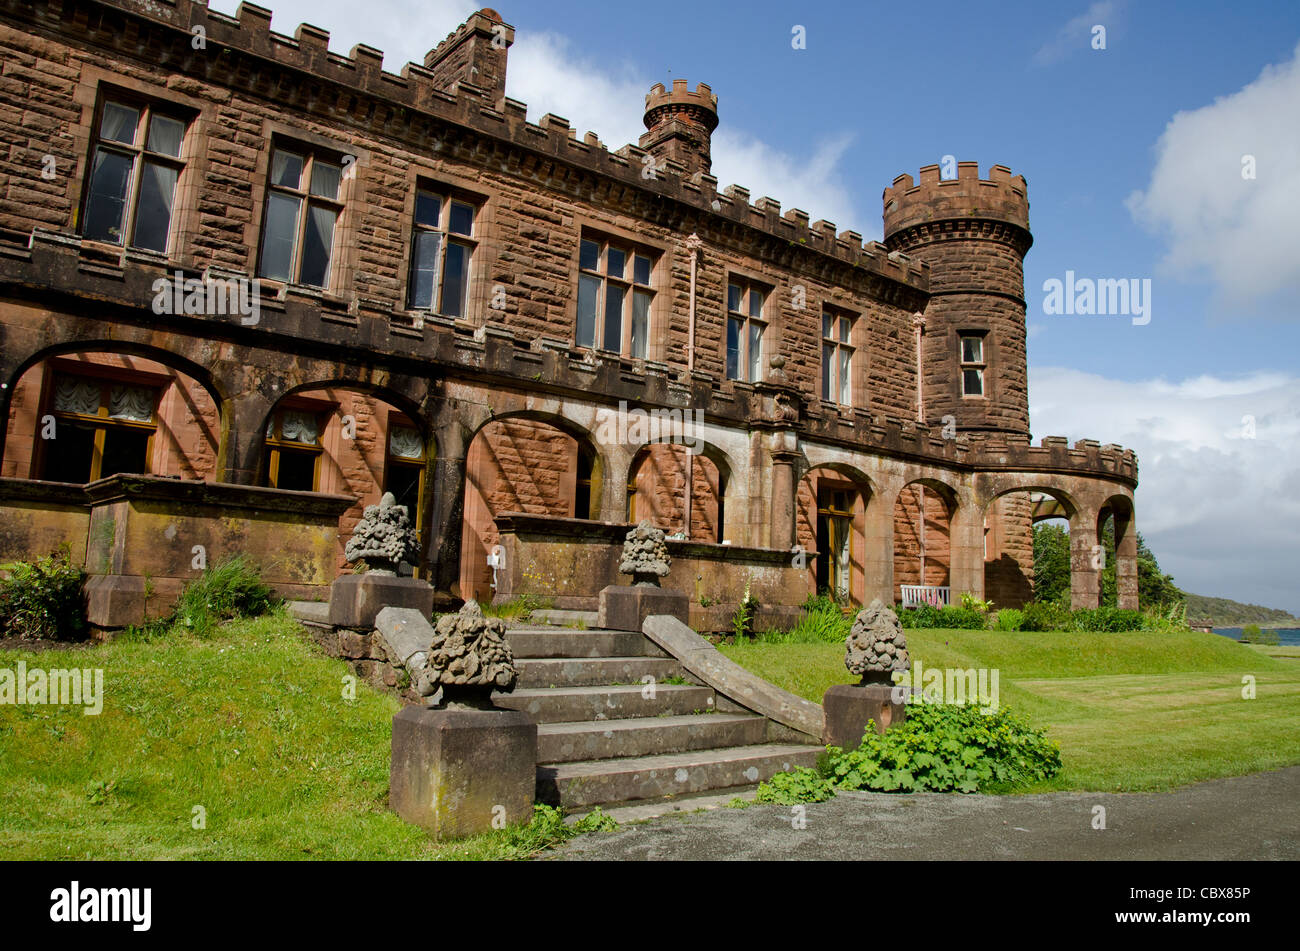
[52,377,103,416]
[108,384,154,422]
[280,410,320,444]
[388,425,423,460]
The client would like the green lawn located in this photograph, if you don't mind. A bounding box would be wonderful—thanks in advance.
[721,629,1300,792]
[0,610,570,860]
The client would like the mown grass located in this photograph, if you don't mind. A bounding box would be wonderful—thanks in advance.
[721,628,1300,792]
[0,609,588,860]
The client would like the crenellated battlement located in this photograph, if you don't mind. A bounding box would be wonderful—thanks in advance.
[643,79,719,132]
[882,162,1030,240]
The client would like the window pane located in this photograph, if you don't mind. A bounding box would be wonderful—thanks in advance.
[131,159,178,252]
[821,342,834,401]
[408,230,442,309]
[448,201,474,236]
[749,289,763,319]
[146,115,185,157]
[41,420,96,483]
[276,448,317,491]
[270,149,303,189]
[631,289,651,360]
[100,427,152,478]
[962,336,982,363]
[100,102,139,145]
[748,322,763,381]
[83,148,134,244]
[310,161,341,200]
[440,240,471,317]
[838,349,850,403]
[414,191,442,228]
[579,238,600,272]
[822,312,832,339]
[385,462,422,514]
[726,317,742,380]
[633,255,651,285]
[299,203,337,287]
[603,283,624,351]
[728,283,742,313]
[606,246,625,280]
[577,274,600,347]
[963,368,984,396]
[259,191,300,281]
[839,317,850,343]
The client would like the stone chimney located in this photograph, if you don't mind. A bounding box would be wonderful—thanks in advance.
[639,79,719,178]
[424,8,515,103]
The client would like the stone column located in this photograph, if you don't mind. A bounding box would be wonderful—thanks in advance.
[862,488,895,606]
[1114,503,1138,610]
[769,448,800,552]
[949,495,985,602]
[598,447,631,524]
[1069,510,1101,610]
[427,424,468,600]
[218,393,272,485]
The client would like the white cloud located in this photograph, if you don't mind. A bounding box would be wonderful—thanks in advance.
[1030,366,1300,614]
[1126,41,1300,313]
[1032,1,1120,66]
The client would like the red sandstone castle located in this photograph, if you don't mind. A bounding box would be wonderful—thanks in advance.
[0,1,1139,631]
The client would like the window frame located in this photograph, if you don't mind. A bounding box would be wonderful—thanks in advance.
[575,234,656,359]
[80,94,189,254]
[382,415,427,547]
[257,142,346,290]
[725,276,769,383]
[262,404,326,491]
[405,185,480,318]
[820,307,857,406]
[959,332,987,398]
[38,371,159,483]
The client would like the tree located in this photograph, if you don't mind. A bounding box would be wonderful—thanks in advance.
[1032,521,1183,610]
[1031,522,1070,604]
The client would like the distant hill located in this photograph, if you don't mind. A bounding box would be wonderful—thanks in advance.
[1184,593,1300,628]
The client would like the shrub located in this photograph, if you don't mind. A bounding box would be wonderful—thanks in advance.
[960,592,994,614]
[993,608,1024,632]
[1071,607,1146,633]
[1020,600,1071,632]
[1241,624,1280,646]
[755,702,1062,802]
[172,556,276,637]
[0,547,87,641]
[730,584,758,641]
[898,604,986,630]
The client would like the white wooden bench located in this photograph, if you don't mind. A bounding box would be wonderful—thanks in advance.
[900,585,951,608]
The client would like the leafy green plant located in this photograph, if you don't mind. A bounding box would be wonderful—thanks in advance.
[755,703,1062,803]
[495,804,617,858]
[174,556,277,637]
[1019,600,1072,632]
[731,583,758,641]
[897,604,986,630]
[1070,607,1146,633]
[0,546,87,641]
[993,608,1024,632]
[960,592,994,614]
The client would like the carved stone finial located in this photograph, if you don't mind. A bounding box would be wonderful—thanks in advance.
[415,599,517,707]
[619,519,671,586]
[844,598,911,685]
[344,491,418,575]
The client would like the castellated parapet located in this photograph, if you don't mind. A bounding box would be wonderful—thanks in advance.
[882,163,1034,440]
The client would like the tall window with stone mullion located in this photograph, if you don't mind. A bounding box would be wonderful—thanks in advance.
[407,189,476,318]
[258,146,344,288]
[821,308,855,405]
[725,279,767,382]
[576,236,653,358]
[81,97,187,253]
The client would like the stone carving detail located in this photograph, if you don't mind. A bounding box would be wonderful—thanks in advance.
[414,600,517,706]
[845,598,911,685]
[619,520,671,585]
[344,491,418,574]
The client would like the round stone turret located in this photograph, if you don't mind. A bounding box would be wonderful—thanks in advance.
[882,162,1032,438]
[639,79,719,178]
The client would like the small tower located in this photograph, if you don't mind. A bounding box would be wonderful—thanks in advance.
[424,8,514,104]
[639,80,719,178]
[882,163,1032,437]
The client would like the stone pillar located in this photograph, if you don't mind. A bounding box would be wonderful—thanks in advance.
[949,496,985,601]
[1115,503,1138,610]
[428,424,468,600]
[218,393,272,486]
[599,447,631,524]
[862,488,895,606]
[769,449,800,552]
[1070,511,1101,610]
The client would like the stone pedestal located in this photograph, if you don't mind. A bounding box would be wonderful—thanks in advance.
[329,573,434,629]
[823,683,908,750]
[389,705,537,839]
[84,574,148,629]
[599,584,689,632]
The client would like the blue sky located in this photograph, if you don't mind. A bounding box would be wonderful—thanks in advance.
[206,0,1300,612]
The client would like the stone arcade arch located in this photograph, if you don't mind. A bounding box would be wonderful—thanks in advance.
[892,478,958,606]
[626,442,731,544]
[796,464,874,605]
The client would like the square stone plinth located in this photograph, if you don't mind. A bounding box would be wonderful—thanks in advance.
[84,574,148,629]
[823,683,908,750]
[389,705,537,839]
[598,584,689,632]
[329,573,434,629]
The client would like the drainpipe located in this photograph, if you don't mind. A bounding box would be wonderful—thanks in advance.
[913,312,926,589]
[683,234,703,536]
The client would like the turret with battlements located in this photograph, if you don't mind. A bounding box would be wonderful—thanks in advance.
[639,80,719,179]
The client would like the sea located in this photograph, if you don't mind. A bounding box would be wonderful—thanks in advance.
[1214,627,1300,646]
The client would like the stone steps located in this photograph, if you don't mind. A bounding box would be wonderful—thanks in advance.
[527,608,600,628]
[493,683,717,723]
[515,656,684,689]
[504,627,669,659]
[536,712,767,764]
[536,743,823,808]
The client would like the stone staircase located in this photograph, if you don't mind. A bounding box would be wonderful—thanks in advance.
[494,611,823,810]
